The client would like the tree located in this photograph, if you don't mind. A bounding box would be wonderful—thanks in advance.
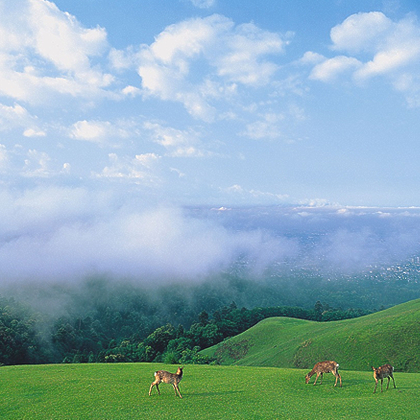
[314,301,324,321]
[143,324,176,355]
[198,310,209,326]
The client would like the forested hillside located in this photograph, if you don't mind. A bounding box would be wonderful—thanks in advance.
[0,276,372,365]
[2,259,420,367]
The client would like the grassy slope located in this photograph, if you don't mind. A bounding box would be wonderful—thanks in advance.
[1,363,420,419]
[201,298,420,372]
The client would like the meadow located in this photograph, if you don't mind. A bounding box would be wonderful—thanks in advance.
[1,363,420,419]
[201,298,420,372]
[2,299,420,419]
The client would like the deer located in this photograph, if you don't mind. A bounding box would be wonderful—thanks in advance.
[149,366,183,398]
[305,361,342,387]
[372,364,396,393]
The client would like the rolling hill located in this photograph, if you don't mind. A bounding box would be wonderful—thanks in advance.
[200,298,420,372]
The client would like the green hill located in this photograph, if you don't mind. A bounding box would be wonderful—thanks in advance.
[201,298,420,372]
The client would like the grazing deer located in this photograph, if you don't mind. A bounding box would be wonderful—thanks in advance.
[372,364,396,393]
[305,361,342,387]
[149,366,183,398]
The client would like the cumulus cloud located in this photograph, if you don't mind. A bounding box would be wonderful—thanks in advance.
[0,102,45,135]
[132,14,288,120]
[0,143,68,179]
[23,128,46,137]
[0,0,113,104]
[22,149,51,177]
[307,11,420,105]
[93,152,163,184]
[69,119,133,145]
[144,121,211,157]
[310,56,362,82]
[330,11,392,53]
[354,45,420,80]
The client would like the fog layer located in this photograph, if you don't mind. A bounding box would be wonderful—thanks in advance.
[1,186,420,284]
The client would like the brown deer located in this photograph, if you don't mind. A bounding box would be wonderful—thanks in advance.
[372,364,396,393]
[149,366,183,398]
[305,361,342,387]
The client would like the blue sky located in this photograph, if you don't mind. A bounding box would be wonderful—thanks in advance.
[1,0,420,207]
[1,0,420,282]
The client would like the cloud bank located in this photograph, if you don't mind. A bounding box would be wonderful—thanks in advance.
[0,186,299,283]
[1,185,420,285]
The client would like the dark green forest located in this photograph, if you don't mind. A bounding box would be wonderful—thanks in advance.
[2,266,420,366]
[0,290,369,366]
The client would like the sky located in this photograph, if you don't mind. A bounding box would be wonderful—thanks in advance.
[1,0,420,283]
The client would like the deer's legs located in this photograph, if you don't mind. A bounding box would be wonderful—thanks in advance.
[149,381,161,396]
[173,384,183,398]
[333,372,342,387]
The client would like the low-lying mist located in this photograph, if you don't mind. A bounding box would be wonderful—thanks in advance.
[2,186,420,283]
[1,185,420,316]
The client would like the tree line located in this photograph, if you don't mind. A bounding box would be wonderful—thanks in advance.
[0,291,371,366]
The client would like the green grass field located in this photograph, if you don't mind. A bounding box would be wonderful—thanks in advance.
[201,298,420,372]
[2,299,420,419]
[1,363,419,419]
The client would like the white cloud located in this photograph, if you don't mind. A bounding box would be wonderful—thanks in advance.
[330,11,392,53]
[213,22,288,85]
[310,55,362,82]
[135,14,288,120]
[93,152,163,183]
[144,121,210,157]
[28,0,107,75]
[69,119,133,145]
[354,44,420,80]
[61,162,71,174]
[189,0,215,9]
[23,128,46,137]
[0,186,300,282]
[0,143,70,179]
[242,112,285,140]
[0,185,92,232]
[306,11,420,105]
[0,144,9,168]
[22,149,51,177]
[0,102,45,135]
[241,104,304,141]
[1,182,420,282]
[222,184,289,204]
[121,85,142,97]
[0,0,113,104]
[70,120,113,143]
[392,72,420,107]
